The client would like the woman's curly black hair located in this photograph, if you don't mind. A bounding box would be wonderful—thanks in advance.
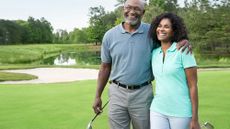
[148,12,188,46]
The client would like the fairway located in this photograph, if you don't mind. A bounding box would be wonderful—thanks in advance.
[198,70,230,129]
[0,70,229,129]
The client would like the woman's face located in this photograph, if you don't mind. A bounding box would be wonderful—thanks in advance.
[156,18,174,43]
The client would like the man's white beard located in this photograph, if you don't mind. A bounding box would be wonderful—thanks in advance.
[125,18,139,26]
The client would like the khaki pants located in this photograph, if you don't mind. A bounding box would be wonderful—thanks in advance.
[108,83,153,129]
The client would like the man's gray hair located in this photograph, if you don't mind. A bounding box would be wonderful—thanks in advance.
[124,0,147,10]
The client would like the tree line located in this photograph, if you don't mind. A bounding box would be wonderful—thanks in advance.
[0,17,53,44]
[0,0,229,57]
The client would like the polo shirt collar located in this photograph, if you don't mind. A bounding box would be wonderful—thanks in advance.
[159,42,177,53]
[119,22,144,34]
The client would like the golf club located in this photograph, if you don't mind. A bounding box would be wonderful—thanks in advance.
[201,122,214,129]
[87,100,109,129]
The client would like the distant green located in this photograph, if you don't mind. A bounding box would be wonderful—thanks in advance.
[0,70,229,129]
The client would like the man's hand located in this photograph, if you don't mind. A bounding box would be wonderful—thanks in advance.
[93,97,102,114]
[176,39,192,54]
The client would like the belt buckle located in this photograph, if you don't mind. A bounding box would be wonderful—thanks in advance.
[131,86,135,90]
[128,85,134,90]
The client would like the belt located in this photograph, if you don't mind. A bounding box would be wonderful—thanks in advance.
[110,80,151,90]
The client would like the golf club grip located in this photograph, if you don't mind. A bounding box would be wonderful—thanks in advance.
[91,100,109,122]
[101,100,109,110]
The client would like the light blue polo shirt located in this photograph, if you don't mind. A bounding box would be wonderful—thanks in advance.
[150,42,197,117]
[101,22,156,85]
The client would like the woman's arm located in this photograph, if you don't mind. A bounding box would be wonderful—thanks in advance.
[185,67,201,129]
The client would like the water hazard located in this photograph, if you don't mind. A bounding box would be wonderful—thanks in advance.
[41,51,100,65]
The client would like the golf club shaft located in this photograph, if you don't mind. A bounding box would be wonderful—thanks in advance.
[91,100,109,122]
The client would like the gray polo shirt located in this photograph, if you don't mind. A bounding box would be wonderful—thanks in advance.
[101,22,156,85]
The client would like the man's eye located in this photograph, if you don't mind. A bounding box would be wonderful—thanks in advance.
[125,6,141,12]
[134,7,141,11]
[125,6,131,10]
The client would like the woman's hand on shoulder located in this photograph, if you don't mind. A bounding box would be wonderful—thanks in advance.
[177,39,192,54]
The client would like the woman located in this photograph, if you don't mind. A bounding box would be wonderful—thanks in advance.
[149,13,200,129]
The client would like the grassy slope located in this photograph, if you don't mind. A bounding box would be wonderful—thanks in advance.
[0,70,229,129]
[0,72,37,81]
[0,44,98,64]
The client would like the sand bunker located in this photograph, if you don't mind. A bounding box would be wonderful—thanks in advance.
[0,68,99,84]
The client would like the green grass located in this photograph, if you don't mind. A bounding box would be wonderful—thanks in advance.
[0,80,109,129]
[0,70,229,129]
[0,44,99,64]
[0,72,37,82]
[198,70,230,129]
[196,56,230,68]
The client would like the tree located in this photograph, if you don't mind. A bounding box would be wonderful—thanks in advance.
[179,0,230,57]
[0,20,24,44]
[115,0,126,7]
[142,4,163,23]
[149,0,178,12]
[26,17,53,43]
[69,28,89,43]
[40,17,53,43]
[53,29,69,43]
[0,17,54,44]
[88,6,107,45]
[15,20,29,43]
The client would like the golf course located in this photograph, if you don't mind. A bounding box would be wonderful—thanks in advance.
[0,70,229,129]
[0,44,229,129]
[1,0,230,128]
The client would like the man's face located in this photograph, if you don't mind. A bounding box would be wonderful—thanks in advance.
[123,0,145,26]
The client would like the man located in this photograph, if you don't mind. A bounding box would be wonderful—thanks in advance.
[92,0,191,129]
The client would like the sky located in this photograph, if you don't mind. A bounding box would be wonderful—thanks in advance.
[0,0,185,32]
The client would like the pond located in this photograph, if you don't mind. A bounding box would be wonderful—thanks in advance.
[41,51,101,65]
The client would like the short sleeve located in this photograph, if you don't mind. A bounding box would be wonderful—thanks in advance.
[101,33,111,63]
[181,49,197,68]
